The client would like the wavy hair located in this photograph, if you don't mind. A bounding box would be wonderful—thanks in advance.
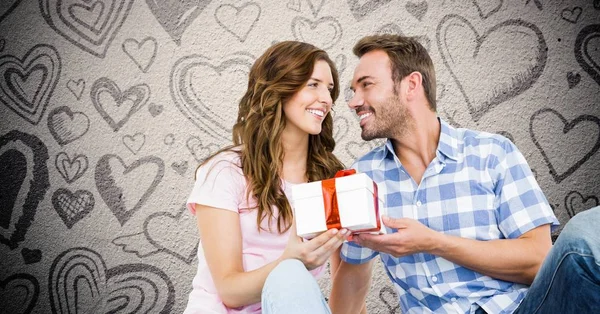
[200,41,344,233]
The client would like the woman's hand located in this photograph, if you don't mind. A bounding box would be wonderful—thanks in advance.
[282,222,350,270]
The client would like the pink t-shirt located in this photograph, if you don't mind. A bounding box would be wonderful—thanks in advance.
[184,151,325,314]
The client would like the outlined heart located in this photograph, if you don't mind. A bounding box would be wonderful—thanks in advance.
[347,0,392,21]
[95,154,165,225]
[561,6,582,24]
[40,0,134,58]
[567,71,581,89]
[55,151,88,183]
[122,132,146,155]
[146,0,211,45]
[529,108,600,183]
[291,16,343,50]
[90,77,150,132]
[66,78,85,100]
[52,188,95,229]
[437,15,547,122]
[0,44,61,125]
[171,53,254,141]
[333,116,349,143]
[215,2,261,42]
[144,205,198,264]
[345,140,378,160]
[186,136,220,162]
[564,191,599,218]
[0,131,49,250]
[47,106,90,145]
[575,24,600,86]
[122,37,158,73]
[0,273,39,314]
[472,0,503,19]
[49,247,174,313]
[171,161,188,176]
[378,286,400,314]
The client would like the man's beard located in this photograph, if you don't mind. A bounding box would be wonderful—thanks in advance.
[361,94,412,141]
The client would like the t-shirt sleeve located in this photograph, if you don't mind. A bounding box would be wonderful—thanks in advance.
[187,153,245,215]
[493,140,559,238]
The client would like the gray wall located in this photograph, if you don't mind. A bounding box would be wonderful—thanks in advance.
[0,0,598,313]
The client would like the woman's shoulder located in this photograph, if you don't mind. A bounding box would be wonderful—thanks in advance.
[196,147,243,178]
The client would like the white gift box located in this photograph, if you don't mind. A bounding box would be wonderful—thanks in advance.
[290,172,386,239]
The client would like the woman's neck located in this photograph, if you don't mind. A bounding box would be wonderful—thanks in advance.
[281,129,309,184]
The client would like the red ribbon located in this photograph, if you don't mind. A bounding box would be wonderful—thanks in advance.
[321,169,381,232]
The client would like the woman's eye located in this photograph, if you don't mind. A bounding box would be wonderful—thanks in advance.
[308,82,318,87]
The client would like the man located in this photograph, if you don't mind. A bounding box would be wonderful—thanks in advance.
[328,34,600,313]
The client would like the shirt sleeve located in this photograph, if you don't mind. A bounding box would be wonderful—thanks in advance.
[339,162,380,264]
[186,153,245,215]
[493,139,559,239]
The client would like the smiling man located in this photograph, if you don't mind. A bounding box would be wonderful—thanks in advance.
[328,34,600,314]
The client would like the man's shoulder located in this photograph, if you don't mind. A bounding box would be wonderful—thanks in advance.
[456,126,516,155]
[351,141,387,170]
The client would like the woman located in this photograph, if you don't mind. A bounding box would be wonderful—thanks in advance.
[184,41,348,313]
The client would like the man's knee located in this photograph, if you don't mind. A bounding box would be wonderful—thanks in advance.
[557,206,600,248]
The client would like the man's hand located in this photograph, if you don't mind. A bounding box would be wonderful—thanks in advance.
[353,216,442,257]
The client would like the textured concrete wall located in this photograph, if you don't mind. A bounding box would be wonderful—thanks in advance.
[0,0,598,313]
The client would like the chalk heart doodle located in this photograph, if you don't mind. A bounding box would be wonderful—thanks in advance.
[55,151,88,183]
[561,7,582,24]
[90,77,150,132]
[346,0,392,21]
[122,37,158,73]
[21,248,42,264]
[567,71,581,89]
[530,108,600,183]
[333,115,349,143]
[49,247,175,313]
[171,53,253,141]
[215,2,261,42]
[565,191,599,219]
[40,0,134,58]
[47,106,90,146]
[95,154,165,226]
[52,188,95,229]
[186,136,220,162]
[335,54,347,77]
[379,286,400,314]
[437,15,547,122]
[292,16,343,50]
[0,0,24,23]
[575,24,600,86]
[306,0,325,16]
[122,132,145,155]
[406,1,428,21]
[0,131,49,250]
[472,0,503,19]
[345,140,378,161]
[171,160,188,176]
[0,44,61,125]
[145,206,198,263]
[146,0,211,45]
[66,78,85,100]
[0,273,39,314]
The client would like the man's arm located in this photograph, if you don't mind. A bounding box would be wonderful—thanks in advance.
[329,247,374,313]
[355,216,552,285]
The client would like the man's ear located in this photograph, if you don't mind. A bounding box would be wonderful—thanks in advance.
[405,72,423,101]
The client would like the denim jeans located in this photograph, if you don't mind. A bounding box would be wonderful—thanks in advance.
[261,259,331,314]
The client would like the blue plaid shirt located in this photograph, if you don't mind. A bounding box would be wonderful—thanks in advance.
[341,118,559,314]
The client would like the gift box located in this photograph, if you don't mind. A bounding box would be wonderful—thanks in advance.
[290,169,386,239]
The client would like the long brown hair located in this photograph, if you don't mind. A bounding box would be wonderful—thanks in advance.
[200,41,344,233]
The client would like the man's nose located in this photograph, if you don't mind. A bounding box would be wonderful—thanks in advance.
[347,90,362,110]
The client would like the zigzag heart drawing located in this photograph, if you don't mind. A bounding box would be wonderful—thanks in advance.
[40,0,135,58]
[49,247,174,313]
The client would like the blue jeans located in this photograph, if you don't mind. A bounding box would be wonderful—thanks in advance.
[512,205,600,314]
[262,259,331,314]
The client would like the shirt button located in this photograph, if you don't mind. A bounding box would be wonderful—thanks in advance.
[416,200,422,207]
[431,276,437,282]
[451,298,457,302]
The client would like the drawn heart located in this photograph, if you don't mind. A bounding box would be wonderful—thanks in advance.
[335,54,347,77]
[148,102,163,117]
[575,24,600,86]
[564,191,599,218]
[215,3,261,42]
[378,286,400,314]
[0,0,23,23]
[122,133,145,155]
[561,6,582,24]
[66,78,85,100]
[437,15,547,121]
[0,131,49,250]
[55,151,88,183]
[52,188,95,229]
[171,53,253,141]
[171,160,188,176]
[0,44,61,125]
[291,16,343,50]
[0,273,39,314]
[306,0,325,16]
[146,0,211,45]
[345,141,377,160]
[95,154,165,225]
[567,71,581,89]
[47,106,90,145]
[21,248,42,264]
[39,0,135,58]
[90,77,150,132]
[347,0,392,21]
[49,247,174,313]
[406,1,427,21]
[287,0,301,12]
[186,136,220,162]
[122,37,157,73]
[144,206,198,264]
[530,108,600,183]
[333,116,349,143]
[472,0,503,19]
